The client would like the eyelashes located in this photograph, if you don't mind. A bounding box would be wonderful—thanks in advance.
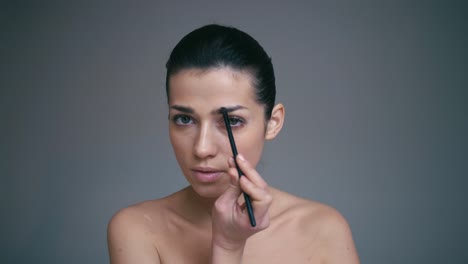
[171,114,245,128]
[226,116,244,127]
[172,114,195,125]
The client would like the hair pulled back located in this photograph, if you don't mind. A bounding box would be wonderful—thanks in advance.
[165,24,276,119]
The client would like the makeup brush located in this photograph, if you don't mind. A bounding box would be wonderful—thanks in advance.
[219,107,256,227]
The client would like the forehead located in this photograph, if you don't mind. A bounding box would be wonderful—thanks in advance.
[168,67,258,107]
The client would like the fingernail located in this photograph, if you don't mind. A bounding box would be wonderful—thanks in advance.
[238,154,246,161]
[229,157,235,164]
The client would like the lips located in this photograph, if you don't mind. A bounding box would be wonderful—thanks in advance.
[191,167,223,183]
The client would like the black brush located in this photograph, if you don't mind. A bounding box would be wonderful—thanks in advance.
[219,107,256,227]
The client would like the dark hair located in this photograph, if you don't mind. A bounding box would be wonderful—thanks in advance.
[165,24,276,119]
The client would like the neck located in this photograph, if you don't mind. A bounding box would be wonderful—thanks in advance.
[176,186,218,226]
[179,185,281,226]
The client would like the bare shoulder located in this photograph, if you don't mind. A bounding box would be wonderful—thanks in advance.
[271,189,360,263]
[272,188,342,222]
[107,199,169,264]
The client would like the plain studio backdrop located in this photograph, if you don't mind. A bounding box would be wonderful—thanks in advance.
[1,1,467,263]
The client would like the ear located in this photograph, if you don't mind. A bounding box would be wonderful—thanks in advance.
[265,103,285,140]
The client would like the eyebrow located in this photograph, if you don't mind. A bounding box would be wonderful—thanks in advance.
[212,105,246,115]
[170,105,194,114]
[170,105,247,115]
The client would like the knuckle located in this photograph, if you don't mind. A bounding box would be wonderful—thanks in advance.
[264,193,273,204]
[213,199,227,213]
[245,166,256,175]
[259,181,268,189]
[213,198,222,209]
[228,168,238,178]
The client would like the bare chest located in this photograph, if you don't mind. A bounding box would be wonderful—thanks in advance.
[157,228,322,264]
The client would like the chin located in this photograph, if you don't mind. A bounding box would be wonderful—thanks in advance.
[191,184,228,199]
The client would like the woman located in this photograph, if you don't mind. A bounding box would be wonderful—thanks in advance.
[107,24,360,263]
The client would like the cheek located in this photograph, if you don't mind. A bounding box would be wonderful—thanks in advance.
[235,130,265,166]
[169,128,192,159]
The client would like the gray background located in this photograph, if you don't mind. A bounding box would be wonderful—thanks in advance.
[1,1,467,263]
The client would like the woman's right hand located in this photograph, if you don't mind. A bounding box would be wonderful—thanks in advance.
[211,154,273,262]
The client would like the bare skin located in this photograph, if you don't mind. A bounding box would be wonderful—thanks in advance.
[107,68,360,263]
[108,185,359,263]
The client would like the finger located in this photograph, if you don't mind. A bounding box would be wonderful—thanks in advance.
[228,156,235,168]
[227,165,271,222]
[215,172,242,206]
[239,176,272,204]
[227,165,258,195]
[239,176,272,225]
[236,154,268,189]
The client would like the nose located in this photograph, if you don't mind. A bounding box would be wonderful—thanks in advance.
[193,122,219,159]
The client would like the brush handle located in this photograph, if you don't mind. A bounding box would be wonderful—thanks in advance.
[221,110,257,227]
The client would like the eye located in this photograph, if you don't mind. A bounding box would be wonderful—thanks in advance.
[173,114,195,125]
[227,116,245,127]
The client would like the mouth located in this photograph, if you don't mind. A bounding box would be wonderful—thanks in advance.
[191,167,224,183]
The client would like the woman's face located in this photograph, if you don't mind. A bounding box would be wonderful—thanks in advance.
[168,67,268,198]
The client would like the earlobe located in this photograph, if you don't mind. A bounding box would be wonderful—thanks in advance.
[265,103,285,140]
